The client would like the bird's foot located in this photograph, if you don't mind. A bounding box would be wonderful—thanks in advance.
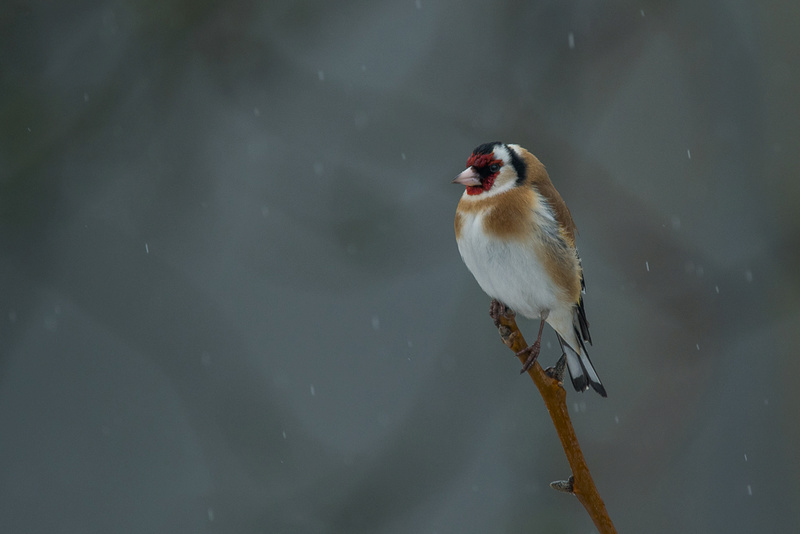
[516,340,541,374]
[544,354,567,383]
[489,299,514,328]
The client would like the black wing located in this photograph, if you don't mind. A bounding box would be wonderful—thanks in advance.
[573,262,592,345]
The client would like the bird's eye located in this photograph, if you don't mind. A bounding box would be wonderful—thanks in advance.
[489,163,501,173]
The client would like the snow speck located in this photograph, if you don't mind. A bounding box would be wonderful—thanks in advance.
[261,205,270,217]
[568,32,575,49]
[313,162,324,175]
[715,285,720,294]
[687,149,692,159]
[415,0,422,9]
[670,215,681,230]
[208,507,215,521]
[744,453,748,462]
[745,269,753,282]
[763,398,769,405]
[201,352,212,366]
[83,92,89,102]
[145,242,149,254]
[407,339,414,348]
[645,261,650,272]
[282,430,287,439]
[401,152,407,160]
[696,344,700,351]
[746,485,752,496]
[27,127,31,133]
[254,107,261,116]
[614,415,620,424]
[310,384,316,396]
[8,310,17,323]
[317,70,325,81]
[361,64,367,72]
[371,315,381,330]
[641,9,645,17]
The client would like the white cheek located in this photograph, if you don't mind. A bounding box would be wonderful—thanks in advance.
[490,170,517,193]
[492,144,510,161]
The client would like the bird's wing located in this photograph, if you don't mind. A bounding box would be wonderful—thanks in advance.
[574,292,592,345]
[574,256,592,345]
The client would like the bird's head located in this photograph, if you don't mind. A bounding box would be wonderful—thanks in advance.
[452,142,528,196]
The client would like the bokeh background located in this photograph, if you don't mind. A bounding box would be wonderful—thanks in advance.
[2,1,799,532]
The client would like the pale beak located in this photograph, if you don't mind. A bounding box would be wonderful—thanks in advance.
[452,167,482,187]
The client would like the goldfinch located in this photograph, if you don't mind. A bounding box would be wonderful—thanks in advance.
[453,142,606,397]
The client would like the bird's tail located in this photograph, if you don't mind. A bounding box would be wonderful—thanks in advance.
[556,333,607,397]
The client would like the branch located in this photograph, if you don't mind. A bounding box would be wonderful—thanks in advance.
[490,301,616,534]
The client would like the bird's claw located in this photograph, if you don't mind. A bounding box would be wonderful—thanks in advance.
[517,341,541,374]
[489,299,513,328]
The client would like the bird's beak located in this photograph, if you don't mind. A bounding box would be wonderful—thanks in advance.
[452,167,482,187]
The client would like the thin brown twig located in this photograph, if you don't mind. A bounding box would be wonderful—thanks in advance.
[491,301,616,534]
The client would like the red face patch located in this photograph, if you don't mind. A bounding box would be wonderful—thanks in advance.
[466,152,500,168]
[465,152,503,195]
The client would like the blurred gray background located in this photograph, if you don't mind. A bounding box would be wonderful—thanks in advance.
[2,1,799,533]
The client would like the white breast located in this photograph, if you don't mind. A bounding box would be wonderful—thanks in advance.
[457,210,560,320]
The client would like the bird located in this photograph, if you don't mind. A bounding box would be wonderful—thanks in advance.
[452,142,606,397]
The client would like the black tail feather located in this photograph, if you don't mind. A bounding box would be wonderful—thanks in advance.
[556,333,607,398]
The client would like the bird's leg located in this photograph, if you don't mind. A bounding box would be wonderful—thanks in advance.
[517,318,546,374]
